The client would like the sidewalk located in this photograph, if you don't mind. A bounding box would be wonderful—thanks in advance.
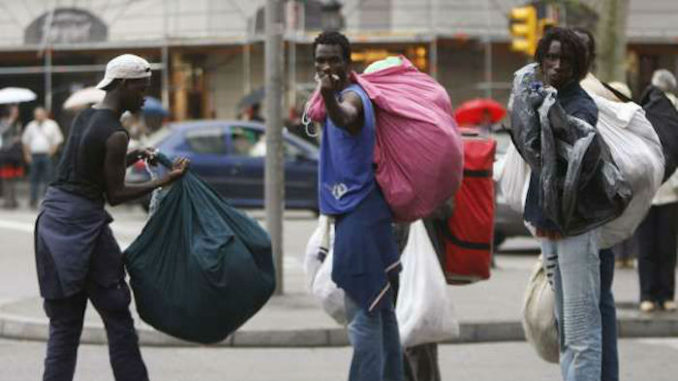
[2,253,677,348]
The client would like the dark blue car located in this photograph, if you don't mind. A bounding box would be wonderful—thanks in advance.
[127,120,319,211]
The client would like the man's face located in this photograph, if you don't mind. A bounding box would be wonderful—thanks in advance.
[541,40,575,90]
[34,108,46,122]
[121,77,150,113]
[314,44,349,87]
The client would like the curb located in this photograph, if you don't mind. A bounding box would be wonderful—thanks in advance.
[3,312,678,347]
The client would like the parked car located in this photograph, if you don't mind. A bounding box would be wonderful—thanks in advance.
[126,120,319,212]
[491,130,531,247]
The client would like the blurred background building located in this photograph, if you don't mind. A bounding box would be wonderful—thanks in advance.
[0,0,677,126]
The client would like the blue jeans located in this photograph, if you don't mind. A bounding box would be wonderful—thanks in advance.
[345,294,404,381]
[599,249,619,381]
[30,153,52,205]
[542,230,602,381]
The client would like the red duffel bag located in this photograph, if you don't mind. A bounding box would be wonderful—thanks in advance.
[441,130,496,284]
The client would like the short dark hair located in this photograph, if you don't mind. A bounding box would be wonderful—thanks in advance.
[313,31,351,63]
[534,27,589,82]
[572,27,596,70]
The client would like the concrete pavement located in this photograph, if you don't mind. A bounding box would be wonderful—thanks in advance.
[1,205,678,348]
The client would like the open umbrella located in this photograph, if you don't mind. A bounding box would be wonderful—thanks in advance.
[63,87,105,110]
[0,87,37,104]
[236,87,265,109]
[454,98,507,126]
[142,96,169,116]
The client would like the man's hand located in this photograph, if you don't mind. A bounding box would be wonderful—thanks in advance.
[137,147,158,166]
[126,147,158,167]
[318,72,341,97]
[160,157,190,186]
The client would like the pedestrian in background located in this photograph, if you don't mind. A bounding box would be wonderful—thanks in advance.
[636,69,678,313]
[22,106,63,208]
[0,104,24,209]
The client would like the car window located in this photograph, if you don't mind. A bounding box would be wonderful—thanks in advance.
[230,126,264,157]
[185,127,227,154]
[228,126,307,160]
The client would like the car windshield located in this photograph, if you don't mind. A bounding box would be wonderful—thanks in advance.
[146,127,172,147]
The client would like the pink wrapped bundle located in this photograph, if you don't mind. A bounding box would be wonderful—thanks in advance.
[307,57,463,222]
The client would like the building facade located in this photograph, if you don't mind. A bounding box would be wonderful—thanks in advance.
[0,0,676,126]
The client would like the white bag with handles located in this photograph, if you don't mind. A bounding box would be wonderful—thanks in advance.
[303,216,347,325]
[522,256,559,363]
[396,220,460,347]
[592,95,664,248]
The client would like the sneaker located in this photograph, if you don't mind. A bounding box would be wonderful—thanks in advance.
[662,301,677,311]
[640,300,656,313]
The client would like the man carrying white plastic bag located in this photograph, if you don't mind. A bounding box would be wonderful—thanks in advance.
[304,217,459,381]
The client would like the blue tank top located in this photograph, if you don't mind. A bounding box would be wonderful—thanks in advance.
[319,84,376,215]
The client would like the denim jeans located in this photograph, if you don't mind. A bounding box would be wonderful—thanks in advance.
[345,293,404,381]
[599,248,619,381]
[30,153,52,205]
[542,230,602,381]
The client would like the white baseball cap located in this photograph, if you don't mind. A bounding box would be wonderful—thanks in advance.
[96,54,152,90]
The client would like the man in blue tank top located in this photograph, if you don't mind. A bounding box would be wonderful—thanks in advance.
[314,31,403,381]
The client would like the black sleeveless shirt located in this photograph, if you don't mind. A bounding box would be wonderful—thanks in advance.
[52,108,127,203]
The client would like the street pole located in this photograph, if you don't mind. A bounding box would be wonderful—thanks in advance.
[265,0,285,295]
[428,0,438,79]
[484,0,493,99]
[595,0,630,83]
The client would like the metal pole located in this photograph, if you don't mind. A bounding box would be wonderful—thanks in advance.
[45,48,52,112]
[40,4,56,112]
[162,0,170,110]
[429,0,438,79]
[484,0,493,99]
[265,0,285,295]
[244,43,251,96]
[161,46,170,110]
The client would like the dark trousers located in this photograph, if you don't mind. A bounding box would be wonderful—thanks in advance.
[30,153,52,205]
[404,344,440,381]
[42,280,148,381]
[600,249,618,381]
[637,202,678,303]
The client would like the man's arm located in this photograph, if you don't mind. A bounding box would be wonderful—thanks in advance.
[21,124,32,164]
[319,73,364,135]
[104,131,186,206]
[49,121,64,157]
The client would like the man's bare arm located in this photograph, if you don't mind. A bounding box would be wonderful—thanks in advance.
[104,132,186,206]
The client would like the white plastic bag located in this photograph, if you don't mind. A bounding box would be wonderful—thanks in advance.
[594,95,665,248]
[521,256,559,364]
[303,216,347,325]
[396,220,460,347]
[497,143,531,213]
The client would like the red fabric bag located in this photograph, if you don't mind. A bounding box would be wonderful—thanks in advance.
[441,132,496,284]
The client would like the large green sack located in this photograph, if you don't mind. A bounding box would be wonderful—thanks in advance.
[124,154,275,344]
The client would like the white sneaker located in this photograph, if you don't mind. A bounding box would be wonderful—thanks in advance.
[640,300,656,313]
[662,301,677,311]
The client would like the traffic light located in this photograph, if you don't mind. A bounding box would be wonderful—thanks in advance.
[509,6,538,56]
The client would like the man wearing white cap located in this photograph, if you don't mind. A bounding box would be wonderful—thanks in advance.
[35,54,189,381]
